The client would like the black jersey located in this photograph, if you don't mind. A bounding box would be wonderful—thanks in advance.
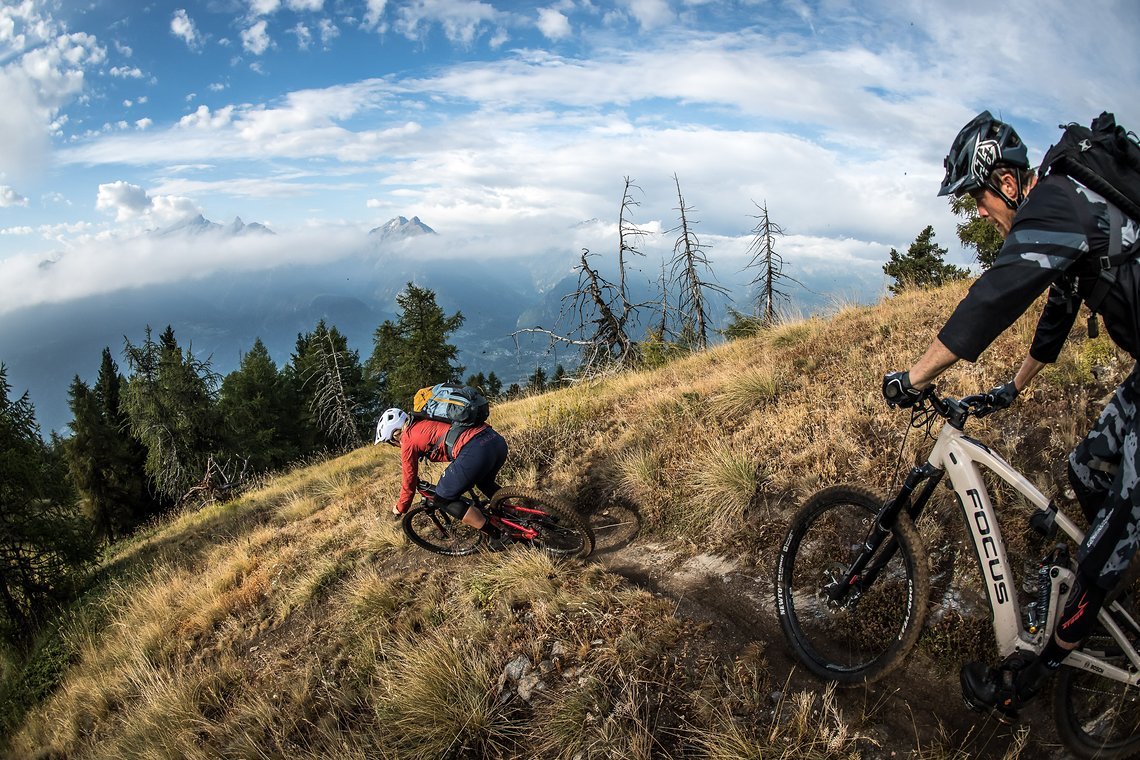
[938,173,1140,363]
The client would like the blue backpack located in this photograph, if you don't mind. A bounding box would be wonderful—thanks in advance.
[411,383,490,457]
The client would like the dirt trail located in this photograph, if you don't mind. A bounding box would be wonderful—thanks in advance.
[587,506,1072,759]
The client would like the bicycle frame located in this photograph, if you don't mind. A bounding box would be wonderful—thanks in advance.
[867,412,1140,687]
[414,480,543,542]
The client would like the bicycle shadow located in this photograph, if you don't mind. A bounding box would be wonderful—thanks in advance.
[587,505,641,557]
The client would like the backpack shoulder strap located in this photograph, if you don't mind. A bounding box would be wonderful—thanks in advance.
[1085,203,1124,314]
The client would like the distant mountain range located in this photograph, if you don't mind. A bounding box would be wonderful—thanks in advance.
[0,214,884,434]
[154,215,275,237]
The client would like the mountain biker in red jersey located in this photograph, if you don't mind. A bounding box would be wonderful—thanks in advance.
[882,111,1140,722]
[375,407,511,548]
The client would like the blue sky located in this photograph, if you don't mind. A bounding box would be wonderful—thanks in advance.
[1,0,1139,316]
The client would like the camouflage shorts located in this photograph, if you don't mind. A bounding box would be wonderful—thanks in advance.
[1069,365,1140,589]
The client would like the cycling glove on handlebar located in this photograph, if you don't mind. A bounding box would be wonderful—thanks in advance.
[882,370,925,408]
[985,380,1019,410]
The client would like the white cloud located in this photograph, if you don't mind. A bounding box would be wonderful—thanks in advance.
[109,65,143,78]
[291,22,311,49]
[242,20,272,54]
[318,18,339,45]
[95,180,201,228]
[363,0,387,31]
[178,104,236,129]
[0,186,28,207]
[135,117,152,130]
[287,0,325,10]
[0,9,105,184]
[620,0,674,29]
[249,0,280,16]
[536,8,571,40]
[170,9,202,49]
[394,0,500,45]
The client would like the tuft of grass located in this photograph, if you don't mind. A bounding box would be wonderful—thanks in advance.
[683,443,763,534]
[467,551,560,609]
[708,365,780,419]
[374,630,514,760]
[613,447,663,504]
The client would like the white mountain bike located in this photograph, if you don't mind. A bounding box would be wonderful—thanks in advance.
[775,387,1140,759]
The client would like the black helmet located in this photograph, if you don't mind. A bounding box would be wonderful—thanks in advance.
[938,110,1030,201]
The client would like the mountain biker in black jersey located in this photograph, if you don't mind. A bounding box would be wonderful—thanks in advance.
[882,110,1140,722]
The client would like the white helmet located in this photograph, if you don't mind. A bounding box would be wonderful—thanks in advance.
[375,408,409,445]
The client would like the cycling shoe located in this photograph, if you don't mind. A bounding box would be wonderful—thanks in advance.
[961,653,1042,724]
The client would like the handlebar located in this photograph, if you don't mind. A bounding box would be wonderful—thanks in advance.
[915,385,1003,430]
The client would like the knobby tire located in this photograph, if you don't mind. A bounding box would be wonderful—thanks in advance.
[489,487,594,559]
[1052,603,1140,759]
[775,485,929,684]
[402,505,483,556]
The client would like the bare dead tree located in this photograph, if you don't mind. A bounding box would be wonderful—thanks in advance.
[744,199,801,325]
[617,176,647,315]
[308,331,361,449]
[669,174,729,350]
[511,179,654,378]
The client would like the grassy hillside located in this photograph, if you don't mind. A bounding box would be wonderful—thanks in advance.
[4,282,1129,759]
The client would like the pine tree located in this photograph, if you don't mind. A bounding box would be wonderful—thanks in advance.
[65,349,156,541]
[485,372,503,399]
[883,225,970,295]
[527,366,548,393]
[367,283,464,408]
[0,365,95,646]
[122,326,222,501]
[218,339,302,472]
[951,195,1004,270]
[551,364,567,387]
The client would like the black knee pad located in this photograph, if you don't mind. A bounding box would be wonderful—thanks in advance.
[1068,459,1107,523]
[440,499,468,519]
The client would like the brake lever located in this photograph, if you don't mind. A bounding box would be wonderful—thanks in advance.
[960,393,996,418]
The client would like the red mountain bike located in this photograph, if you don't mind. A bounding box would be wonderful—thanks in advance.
[402,480,594,559]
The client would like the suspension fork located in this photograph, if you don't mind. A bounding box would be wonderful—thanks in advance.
[828,463,944,602]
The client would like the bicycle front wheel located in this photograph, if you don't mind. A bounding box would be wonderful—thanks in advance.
[775,485,929,683]
[489,488,595,559]
[1053,625,1140,758]
[402,505,483,556]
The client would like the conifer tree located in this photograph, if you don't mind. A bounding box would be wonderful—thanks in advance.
[527,366,548,393]
[65,348,155,540]
[218,339,302,471]
[951,195,1004,270]
[367,283,464,408]
[484,372,503,399]
[122,326,222,501]
[884,225,969,294]
[0,365,95,646]
[669,174,728,350]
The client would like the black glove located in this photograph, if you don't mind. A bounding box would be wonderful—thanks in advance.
[882,370,925,408]
[986,380,1019,410]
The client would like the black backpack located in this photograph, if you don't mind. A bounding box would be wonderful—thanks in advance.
[1039,112,1140,320]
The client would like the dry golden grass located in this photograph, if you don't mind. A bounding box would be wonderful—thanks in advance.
[8,280,1111,760]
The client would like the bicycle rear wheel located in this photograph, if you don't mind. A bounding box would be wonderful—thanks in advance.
[489,488,594,559]
[402,505,483,556]
[1053,601,1140,759]
[775,485,930,683]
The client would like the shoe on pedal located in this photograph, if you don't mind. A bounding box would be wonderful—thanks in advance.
[960,653,1040,724]
[961,661,1004,714]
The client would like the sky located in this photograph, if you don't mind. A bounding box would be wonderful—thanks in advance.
[1,0,1139,318]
